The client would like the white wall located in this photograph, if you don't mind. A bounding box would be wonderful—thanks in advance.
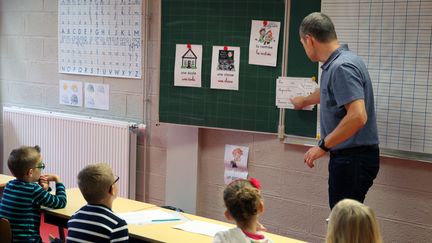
[166,125,198,214]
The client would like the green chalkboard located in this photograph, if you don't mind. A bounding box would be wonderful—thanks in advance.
[284,0,321,137]
[160,0,320,137]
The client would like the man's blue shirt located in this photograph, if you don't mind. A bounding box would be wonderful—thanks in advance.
[320,44,379,150]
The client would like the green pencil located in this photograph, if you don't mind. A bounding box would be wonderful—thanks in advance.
[151,218,181,222]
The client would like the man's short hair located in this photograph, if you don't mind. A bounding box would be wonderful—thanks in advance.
[8,145,41,178]
[299,12,337,43]
[78,163,115,203]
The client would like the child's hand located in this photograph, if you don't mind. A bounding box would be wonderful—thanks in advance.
[38,175,49,191]
[44,174,61,183]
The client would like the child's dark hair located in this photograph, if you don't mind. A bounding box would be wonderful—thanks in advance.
[224,179,262,225]
[7,145,41,178]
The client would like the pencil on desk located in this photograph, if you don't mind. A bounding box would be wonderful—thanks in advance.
[151,218,181,222]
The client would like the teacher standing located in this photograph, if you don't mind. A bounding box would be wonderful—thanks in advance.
[291,12,380,209]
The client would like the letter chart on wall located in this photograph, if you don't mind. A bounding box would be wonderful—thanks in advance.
[58,0,142,79]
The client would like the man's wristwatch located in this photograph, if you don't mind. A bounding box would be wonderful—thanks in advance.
[318,138,330,152]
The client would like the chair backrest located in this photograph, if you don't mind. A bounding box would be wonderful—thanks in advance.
[0,218,12,243]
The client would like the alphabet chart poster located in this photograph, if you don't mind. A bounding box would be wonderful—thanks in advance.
[58,0,142,79]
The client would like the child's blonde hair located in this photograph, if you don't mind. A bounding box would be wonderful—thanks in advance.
[78,163,115,203]
[7,145,41,178]
[223,179,262,226]
[326,199,382,243]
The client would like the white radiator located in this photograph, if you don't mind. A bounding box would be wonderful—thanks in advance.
[2,107,137,199]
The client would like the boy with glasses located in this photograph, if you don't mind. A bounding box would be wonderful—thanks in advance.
[66,163,128,242]
[0,145,67,242]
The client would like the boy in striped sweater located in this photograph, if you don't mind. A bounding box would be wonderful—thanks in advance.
[66,163,129,242]
[0,145,67,243]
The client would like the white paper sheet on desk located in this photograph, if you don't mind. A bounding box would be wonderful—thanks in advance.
[116,209,182,225]
[172,220,232,237]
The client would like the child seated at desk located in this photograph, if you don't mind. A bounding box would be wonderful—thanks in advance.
[213,178,273,243]
[0,145,67,242]
[326,199,382,243]
[66,163,128,242]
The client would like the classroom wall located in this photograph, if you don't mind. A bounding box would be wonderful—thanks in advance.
[0,0,151,201]
[1,1,431,243]
[196,129,432,243]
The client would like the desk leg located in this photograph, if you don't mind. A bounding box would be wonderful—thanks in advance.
[58,227,65,241]
[43,211,68,241]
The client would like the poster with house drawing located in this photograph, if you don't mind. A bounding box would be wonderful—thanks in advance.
[211,46,240,90]
[224,144,249,184]
[85,83,109,110]
[174,44,202,87]
[249,20,280,67]
[59,80,83,107]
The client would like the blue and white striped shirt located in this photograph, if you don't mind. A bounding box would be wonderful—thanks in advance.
[0,179,67,243]
[66,204,129,243]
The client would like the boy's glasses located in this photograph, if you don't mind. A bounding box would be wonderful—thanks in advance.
[35,162,46,171]
[111,175,120,186]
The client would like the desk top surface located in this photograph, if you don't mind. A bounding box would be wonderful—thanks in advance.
[45,188,306,243]
[0,174,15,187]
[44,188,156,219]
[129,210,307,243]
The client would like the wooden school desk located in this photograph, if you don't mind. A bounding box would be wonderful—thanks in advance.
[44,188,306,243]
[128,209,307,243]
[0,174,15,188]
[43,188,157,240]
[0,174,15,198]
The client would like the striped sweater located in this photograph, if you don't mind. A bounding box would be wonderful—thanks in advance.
[66,204,129,243]
[0,179,67,243]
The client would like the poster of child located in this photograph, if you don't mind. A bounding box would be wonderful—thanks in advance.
[224,144,249,184]
[248,20,281,67]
